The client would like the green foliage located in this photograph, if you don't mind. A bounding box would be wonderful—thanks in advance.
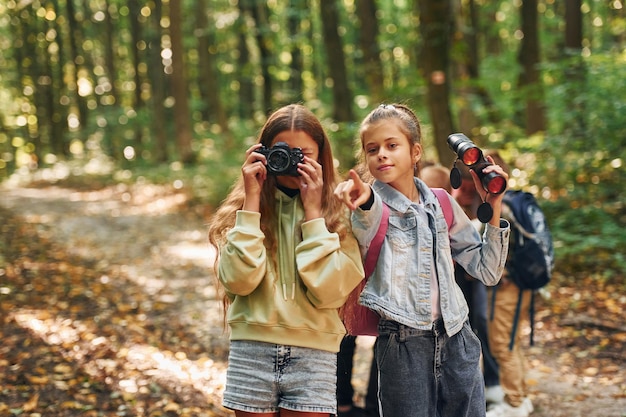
[524,53,626,279]
[544,200,626,279]
[1,0,625,281]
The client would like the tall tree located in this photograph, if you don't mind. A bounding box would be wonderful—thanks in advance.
[47,0,69,157]
[236,2,255,118]
[147,0,168,162]
[564,0,585,137]
[416,0,456,167]
[196,0,230,145]
[103,0,118,99]
[453,0,499,136]
[64,0,89,133]
[240,0,274,114]
[128,0,144,148]
[355,0,384,102]
[319,0,354,121]
[517,0,546,135]
[169,0,195,163]
[287,0,305,102]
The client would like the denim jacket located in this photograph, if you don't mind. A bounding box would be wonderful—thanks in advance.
[351,178,510,337]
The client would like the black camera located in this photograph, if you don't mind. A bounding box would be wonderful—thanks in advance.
[447,133,506,195]
[256,142,304,176]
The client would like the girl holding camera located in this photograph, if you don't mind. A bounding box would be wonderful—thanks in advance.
[333,104,510,417]
[209,104,364,417]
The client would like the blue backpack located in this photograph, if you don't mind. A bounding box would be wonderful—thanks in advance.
[503,190,554,291]
[495,190,554,349]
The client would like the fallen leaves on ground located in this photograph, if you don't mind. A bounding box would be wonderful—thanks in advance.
[0,203,231,416]
[1,183,625,416]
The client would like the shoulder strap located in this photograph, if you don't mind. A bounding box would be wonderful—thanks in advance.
[363,203,390,278]
[363,189,451,278]
[431,188,454,230]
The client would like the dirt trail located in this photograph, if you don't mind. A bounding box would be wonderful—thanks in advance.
[2,184,625,417]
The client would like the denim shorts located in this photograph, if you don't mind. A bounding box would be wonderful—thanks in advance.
[223,340,337,414]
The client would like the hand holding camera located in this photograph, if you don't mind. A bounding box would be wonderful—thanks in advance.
[256,142,305,176]
[447,133,507,222]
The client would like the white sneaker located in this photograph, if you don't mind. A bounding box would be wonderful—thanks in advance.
[485,385,505,405]
[485,400,530,417]
[522,397,534,414]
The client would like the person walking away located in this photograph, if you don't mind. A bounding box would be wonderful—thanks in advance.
[208,104,365,417]
[451,164,504,407]
[486,151,536,417]
[337,335,379,417]
[333,103,510,417]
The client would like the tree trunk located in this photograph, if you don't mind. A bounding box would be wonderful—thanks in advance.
[64,0,89,139]
[49,0,69,157]
[563,0,586,137]
[355,0,384,102]
[453,0,500,136]
[288,0,305,102]
[320,0,354,122]
[242,0,274,114]
[236,1,254,118]
[517,0,546,135]
[148,0,168,163]
[196,0,231,146]
[103,0,118,99]
[416,0,456,168]
[169,0,195,163]
[128,0,144,150]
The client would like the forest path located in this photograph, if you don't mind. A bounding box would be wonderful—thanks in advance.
[1,183,625,416]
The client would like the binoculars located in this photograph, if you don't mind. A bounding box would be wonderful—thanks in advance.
[447,133,507,195]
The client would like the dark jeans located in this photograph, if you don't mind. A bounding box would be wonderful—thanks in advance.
[376,319,485,417]
[455,265,500,387]
[337,335,379,415]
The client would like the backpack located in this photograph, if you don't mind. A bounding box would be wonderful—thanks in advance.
[497,189,554,349]
[341,188,453,336]
[503,190,554,291]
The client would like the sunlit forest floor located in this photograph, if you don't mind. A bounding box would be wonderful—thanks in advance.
[1,181,625,416]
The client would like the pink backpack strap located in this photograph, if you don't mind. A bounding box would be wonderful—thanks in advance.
[431,188,454,230]
[363,203,390,278]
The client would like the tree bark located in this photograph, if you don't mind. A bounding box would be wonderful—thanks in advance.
[169,0,195,163]
[517,0,546,135]
[320,0,354,122]
[287,0,305,102]
[564,0,586,137]
[128,0,144,149]
[196,0,230,146]
[148,0,168,162]
[64,0,89,139]
[416,0,456,167]
[243,0,274,114]
[355,0,384,102]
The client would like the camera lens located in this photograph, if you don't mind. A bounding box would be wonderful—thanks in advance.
[267,148,290,173]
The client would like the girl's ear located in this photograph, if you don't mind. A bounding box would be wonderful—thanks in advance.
[412,142,422,164]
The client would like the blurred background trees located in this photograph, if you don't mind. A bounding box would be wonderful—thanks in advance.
[0,0,624,277]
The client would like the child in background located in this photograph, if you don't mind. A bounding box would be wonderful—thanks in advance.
[420,162,452,193]
[485,151,535,417]
[451,164,504,407]
[209,104,365,417]
[334,103,510,417]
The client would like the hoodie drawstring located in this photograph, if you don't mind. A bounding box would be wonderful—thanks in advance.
[277,196,297,301]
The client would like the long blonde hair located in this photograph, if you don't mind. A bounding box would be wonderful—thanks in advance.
[208,104,350,313]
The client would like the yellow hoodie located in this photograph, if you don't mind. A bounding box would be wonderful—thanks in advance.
[218,189,365,353]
